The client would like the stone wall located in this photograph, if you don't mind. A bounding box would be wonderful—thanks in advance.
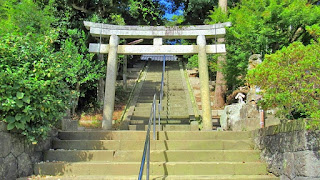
[253,120,320,180]
[0,121,57,180]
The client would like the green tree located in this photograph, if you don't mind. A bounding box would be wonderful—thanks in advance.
[247,25,320,123]
[207,0,320,93]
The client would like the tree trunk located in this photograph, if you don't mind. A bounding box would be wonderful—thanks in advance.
[214,0,228,108]
[214,56,227,108]
[219,0,228,12]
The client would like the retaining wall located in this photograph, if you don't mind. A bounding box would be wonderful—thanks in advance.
[253,120,320,180]
[0,121,57,180]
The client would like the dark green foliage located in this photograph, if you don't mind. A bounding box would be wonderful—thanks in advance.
[52,0,164,26]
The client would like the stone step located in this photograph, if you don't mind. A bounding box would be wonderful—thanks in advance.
[133,111,166,117]
[53,140,254,150]
[34,161,268,176]
[57,131,252,141]
[164,93,186,97]
[127,74,140,79]
[129,124,161,131]
[141,84,161,87]
[57,160,266,175]
[135,103,153,107]
[167,103,189,107]
[138,96,161,100]
[161,104,188,108]
[127,71,140,76]
[44,150,261,162]
[130,113,166,119]
[167,74,181,76]
[137,99,158,103]
[134,106,154,112]
[166,87,184,90]
[167,80,183,82]
[166,90,185,93]
[167,110,189,114]
[19,175,279,180]
[212,118,220,126]
[130,119,189,125]
[167,114,190,119]
[165,99,186,103]
[167,108,189,112]
[167,81,183,84]
[164,98,187,102]
[129,124,193,131]
[161,124,192,131]
[127,67,142,72]
[130,116,150,120]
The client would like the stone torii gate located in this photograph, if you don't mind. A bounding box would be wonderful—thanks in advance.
[84,21,231,131]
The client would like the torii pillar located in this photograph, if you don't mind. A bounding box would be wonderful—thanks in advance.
[102,34,119,130]
[197,35,212,131]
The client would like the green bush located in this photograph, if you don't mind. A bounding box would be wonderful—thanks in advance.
[0,0,102,143]
[0,33,70,143]
[247,29,320,122]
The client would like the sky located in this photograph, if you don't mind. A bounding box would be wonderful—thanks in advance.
[159,0,183,20]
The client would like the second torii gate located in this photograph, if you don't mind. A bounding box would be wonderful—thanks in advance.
[84,21,231,130]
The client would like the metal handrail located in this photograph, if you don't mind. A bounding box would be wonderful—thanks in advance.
[138,55,166,180]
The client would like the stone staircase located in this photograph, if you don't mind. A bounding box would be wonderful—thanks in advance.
[129,61,195,131]
[30,131,278,179]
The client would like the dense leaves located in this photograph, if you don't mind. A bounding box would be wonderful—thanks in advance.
[248,30,320,122]
[0,32,70,143]
[0,0,97,142]
[207,0,320,92]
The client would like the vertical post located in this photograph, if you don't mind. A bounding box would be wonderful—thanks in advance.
[102,34,119,130]
[197,35,212,131]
